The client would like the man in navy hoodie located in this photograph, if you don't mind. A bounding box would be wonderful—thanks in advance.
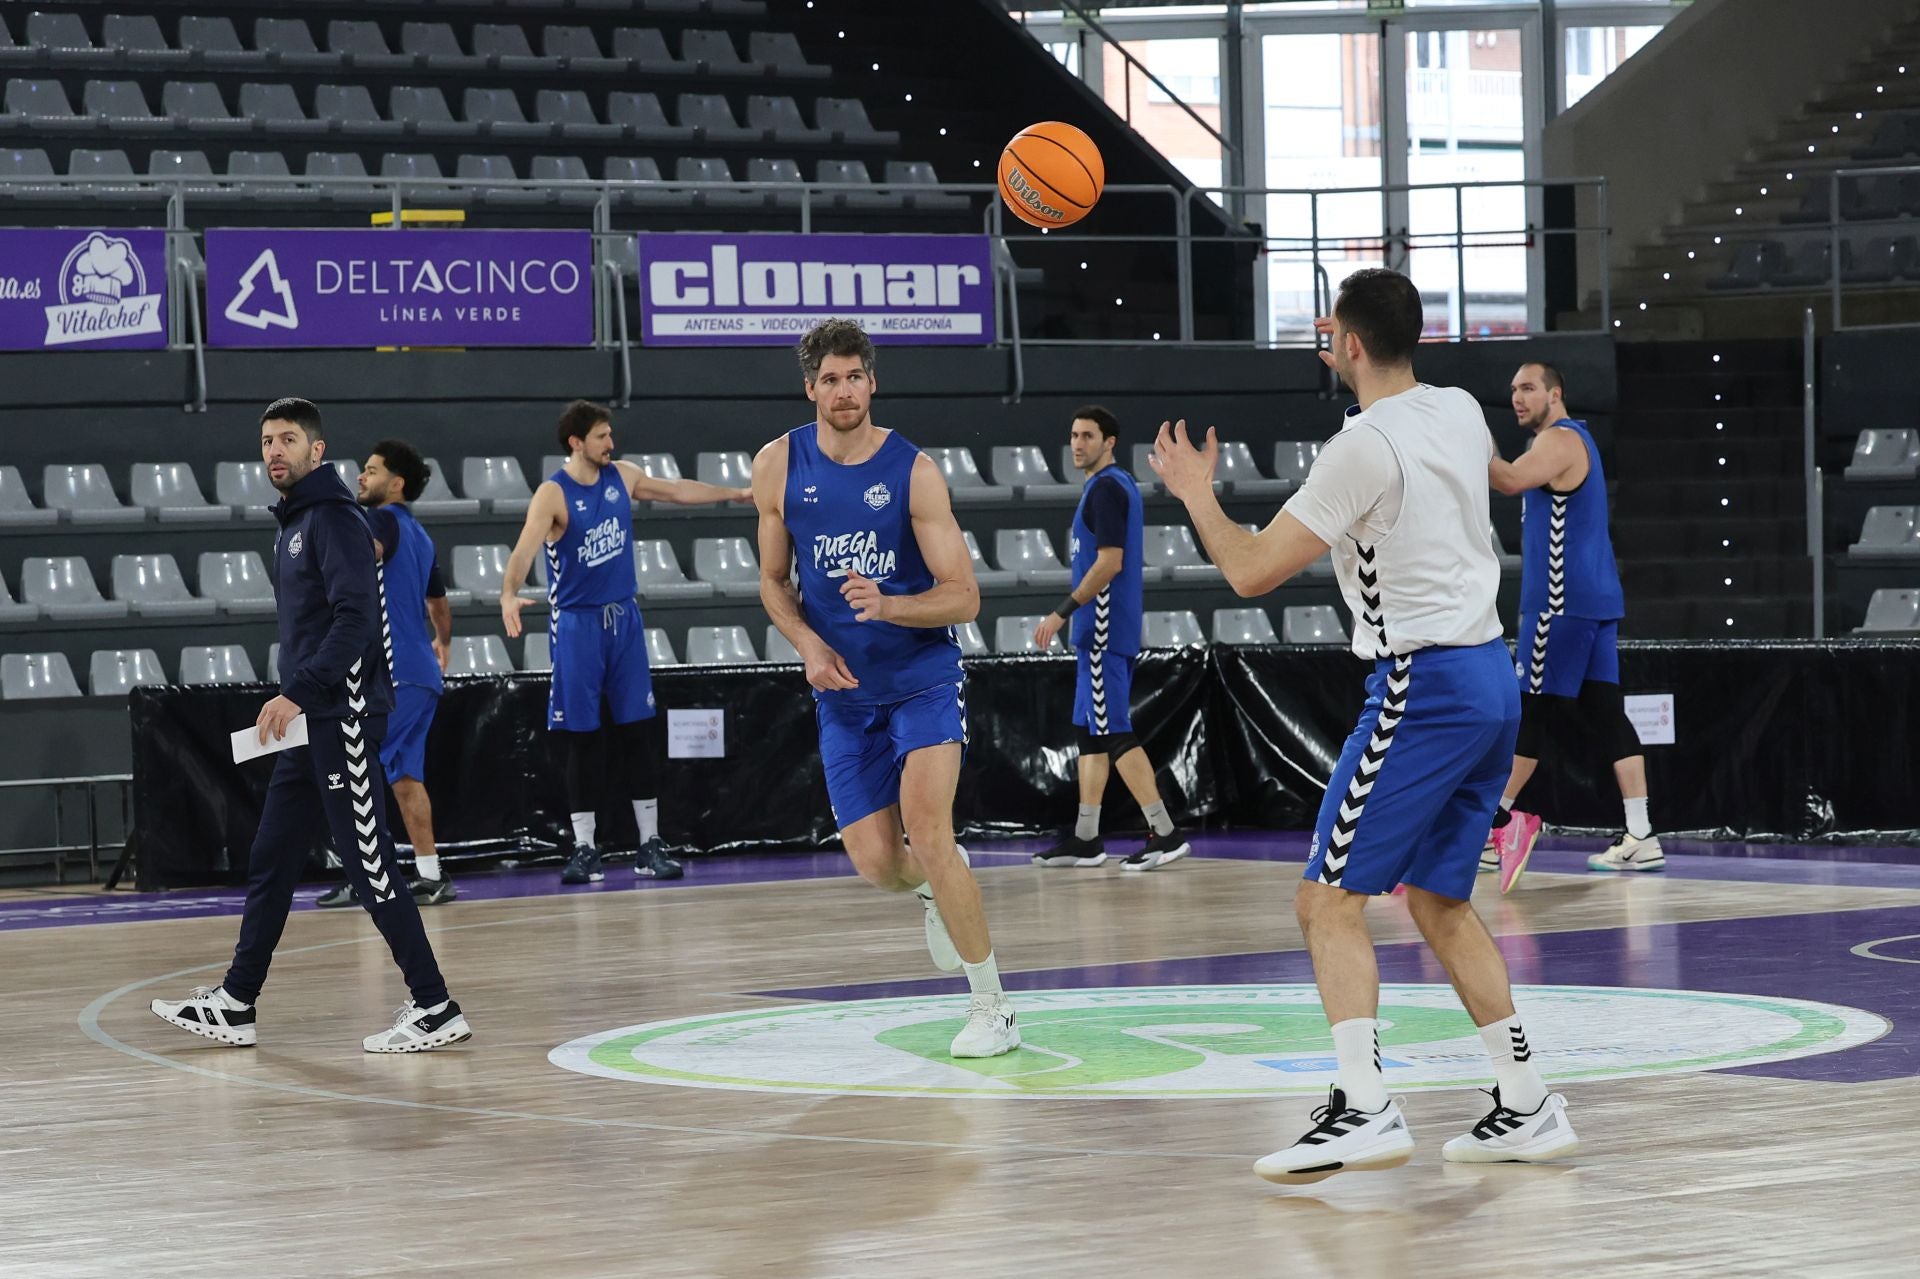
[151,399,470,1053]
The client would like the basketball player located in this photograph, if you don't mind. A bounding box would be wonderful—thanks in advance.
[752,319,1018,1059]
[318,439,455,908]
[151,399,469,1053]
[1032,405,1191,871]
[1151,271,1578,1182]
[500,400,749,884]
[1486,363,1661,886]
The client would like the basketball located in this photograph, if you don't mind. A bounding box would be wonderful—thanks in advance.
[997,121,1105,229]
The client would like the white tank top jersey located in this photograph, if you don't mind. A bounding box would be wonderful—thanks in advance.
[1281,383,1504,661]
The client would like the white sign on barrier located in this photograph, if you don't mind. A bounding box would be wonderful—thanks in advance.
[1625,693,1676,746]
[667,708,726,760]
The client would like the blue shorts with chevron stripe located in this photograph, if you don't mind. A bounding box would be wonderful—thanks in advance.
[1517,614,1619,698]
[1071,648,1134,735]
[1304,639,1519,901]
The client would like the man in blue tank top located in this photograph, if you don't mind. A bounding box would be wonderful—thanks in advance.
[752,319,1018,1060]
[1031,406,1191,872]
[318,439,457,908]
[500,400,750,884]
[1487,362,1662,888]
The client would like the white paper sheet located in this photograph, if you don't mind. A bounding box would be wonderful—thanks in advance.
[231,714,308,764]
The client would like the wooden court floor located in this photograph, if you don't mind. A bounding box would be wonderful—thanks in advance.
[5,843,1918,1278]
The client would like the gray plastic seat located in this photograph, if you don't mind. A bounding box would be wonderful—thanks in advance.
[113,554,217,619]
[532,154,598,207]
[20,557,128,620]
[1143,525,1220,582]
[989,447,1079,502]
[692,537,762,599]
[681,29,756,76]
[214,461,278,519]
[926,447,1010,503]
[461,457,534,515]
[544,26,626,75]
[0,147,60,200]
[748,95,826,145]
[130,462,226,521]
[326,20,415,73]
[994,529,1071,587]
[1127,443,1167,495]
[676,92,757,144]
[0,465,57,527]
[27,11,96,61]
[237,84,327,138]
[198,550,276,616]
[381,153,462,202]
[43,464,144,525]
[1273,441,1322,488]
[1849,506,1920,559]
[460,153,545,207]
[819,158,901,211]
[634,540,714,600]
[411,457,482,517]
[178,16,258,69]
[884,159,969,213]
[748,31,830,79]
[90,649,167,696]
[964,531,1017,591]
[161,81,250,134]
[389,85,470,140]
[252,18,337,70]
[673,156,758,208]
[1845,428,1920,481]
[103,14,188,66]
[2,653,82,700]
[608,155,685,208]
[623,453,685,482]
[608,92,691,145]
[66,148,141,199]
[695,451,754,488]
[0,568,39,622]
[815,97,897,146]
[646,628,680,667]
[453,545,544,601]
[995,614,1053,654]
[471,24,553,74]
[537,89,621,143]
[1282,604,1348,645]
[314,84,404,139]
[401,22,486,75]
[1142,610,1205,648]
[764,626,802,664]
[1216,440,1292,498]
[1855,588,1920,634]
[686,625,758,665]
[83,80,157,124]
[446,635,514,676]
[1212,607,1278,644]
[5,80,88,131]
[148,150,220,195]
[612,28,687,74]
[746,157,806,208]
[956,620,988,657]
[522,632,552,673]
[464,88,550,142]
[303,151,380,204]
[180,645,259,685]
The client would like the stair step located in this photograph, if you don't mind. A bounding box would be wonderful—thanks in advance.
[1613,516,1808,557]
[1617,556,1813,596]
[1613,436,1803,472]
[1628,597,1815,639]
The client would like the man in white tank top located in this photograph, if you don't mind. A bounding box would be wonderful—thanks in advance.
[1151,269,1580,1184]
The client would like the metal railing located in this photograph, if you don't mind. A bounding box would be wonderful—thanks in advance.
[1829,162,1920,331]
[1803,306,1826,639]
[0,773,131,885]
[1042,0,1240,165]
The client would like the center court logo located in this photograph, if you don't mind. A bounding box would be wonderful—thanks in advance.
[549,984,1886,1100]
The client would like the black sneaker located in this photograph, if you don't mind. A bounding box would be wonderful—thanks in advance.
[1033,835,1107,867]
[409,873,457,905]
[561,844,604,884]
[635,836,684,880]
[1121,828,1192,872]
[315,882,359,909]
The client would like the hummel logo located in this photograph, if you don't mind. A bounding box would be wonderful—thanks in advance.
[327,773,344,790]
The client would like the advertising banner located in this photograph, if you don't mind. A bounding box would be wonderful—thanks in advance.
[0,228,168,350]
[205,228,592,348]
[636,232,994,346]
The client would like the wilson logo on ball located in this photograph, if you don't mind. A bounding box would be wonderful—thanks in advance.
[998,121,1105,230]
[1003,167,1065,223]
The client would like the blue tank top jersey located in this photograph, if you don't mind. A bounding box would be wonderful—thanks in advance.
[378,503,443,692]
[547,465,637,610]
[1068,466,1145,656]
[1518,418,1625,620]
[783,425,963,703]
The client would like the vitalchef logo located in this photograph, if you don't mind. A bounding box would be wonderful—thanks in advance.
[42,233,163,346]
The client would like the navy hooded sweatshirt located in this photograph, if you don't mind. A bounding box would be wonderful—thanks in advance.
[270,463,394,720]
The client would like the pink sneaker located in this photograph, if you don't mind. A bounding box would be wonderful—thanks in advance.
[1498,811,1543,894]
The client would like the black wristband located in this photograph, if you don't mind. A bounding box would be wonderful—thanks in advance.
[1053,595,1081,619]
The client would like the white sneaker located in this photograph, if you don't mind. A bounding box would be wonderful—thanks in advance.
[1254,1088,1415,1185]
[363,999,472,1053]
[1442,1089,1579,1164]
[1588,832,1665,872]
[949,993,1020,1058]
[150,985,256,1046]
[1479,834,1499,873]
[914,843,969,973]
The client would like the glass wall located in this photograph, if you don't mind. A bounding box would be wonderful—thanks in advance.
[1102,38,1227,191]
[1563,25,1662,109]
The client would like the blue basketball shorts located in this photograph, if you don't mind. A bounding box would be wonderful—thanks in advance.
[1071,647,1135,735]
[1517,613,1620,697]
[815,679,969,828]
[378,682,439,783]
[548,600,655,732]
[1305,639,1520,901]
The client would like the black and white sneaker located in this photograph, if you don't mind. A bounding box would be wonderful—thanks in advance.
[409,874,456,905]
[561,844,603,884]
[634,836,684,880]
[150,985,257,1046]
[1033,835,1107,867]
[363,999,472,1053]
[1121,829,1192,872]
[315,882,359,909]
[1442,1088,1579,1164]
[1254,1087,1415,1184]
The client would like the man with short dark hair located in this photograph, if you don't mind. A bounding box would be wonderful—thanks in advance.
[151,399,470,1053]
[1032,405,1190,871]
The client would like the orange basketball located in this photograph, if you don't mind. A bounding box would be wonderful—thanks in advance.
[998,121,1105,229]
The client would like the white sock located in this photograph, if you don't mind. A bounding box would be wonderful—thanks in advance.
[213,986,251,1010]
[414,853,441,881]
[1478,1014,1549,1112]
[1499,795,1515,813]
[1624,797,1652,840]
[1141,800,1174,838]
[571,811,597,848]
[961,952,1004,998]
[1330,1017,1389,1112]
[1075,803,1100,841]
[634,798,659,844]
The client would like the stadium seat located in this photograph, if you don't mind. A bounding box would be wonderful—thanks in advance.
[926,447,1010,503]
[465,88,550,143]
[1217,441,1293,498]
[238,84,327,138]
[27,12,97,62]
[523,633,552,673]
[461,153,543,207]
[956,620,988,656]
[1708,241,1788,291]
[764,626,802,664]
[103,14,189,67]
[1212,607,1278,644]
[883,159,969,213]
[815,97,898,146]
[748,94,827,145]
[747,157,806,207]
[197,550,277,616]
[90,649,167,696]
[147,150,221,197]
[692,537,762,598]
[677,92,759,144]
[65,148,142,200]
[0,465,56,527]
[964,531,1018,590]
[214,461,278,520]
[4,80,89,132]
[1142,610,1204,648]
[0,568,41,622]
[1856,588,1920,633]
[161,81,250,134]
[179,16,259,69]
[609,91,692,145]
[389,86,470,140]
[990,446,1080,502]
[633,540,715,600]
[995,614,1054,654]
[0,147,61,201]
[453,546,544,601]
[462,457,534,516]
[749,31,831,79]
[1845,429,1920,481]
[818,158,900,212]
[413,458,482,517]
[537,89,621,143]
[682,29,756,77]
[646,628,680,667]
[381,153,462,202]
[1773,241,1834,288]
[446,635,514,676]
[1859,114,1920,161]
[401,22,486,75]
[1272,441,1321,488]
[82,80,158,126]
[314,84,403,139]
[1,653,82,700]
[112,554,217,619]
[1143,525,1219,582]
[471,24,553,75]
[530,154,599,206]
[674,155,758,209]
[1127,444,1166,495]
[1849,506,1920,559]
[623,453,685,482]
[130,462,226,522]
[327,20,415,73]
[695,451,754,488]
[612,28,689,75]
[543,26,626,76]
[1842,235,1917,285]
[180,645,258,685]
[42,465,143,525]
[686,625,758,665]
[254,18,339,72]
[1282,604,1348,645]
[994,529,1072,587]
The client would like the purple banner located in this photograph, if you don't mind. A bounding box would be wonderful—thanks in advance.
[205,228,592,349]
[0,228,168,351]
[637,233,994,346]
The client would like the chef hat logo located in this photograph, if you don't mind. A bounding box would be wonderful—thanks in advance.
[69,233,137,305]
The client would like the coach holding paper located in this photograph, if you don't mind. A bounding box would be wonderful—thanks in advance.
[149,398,470,1054]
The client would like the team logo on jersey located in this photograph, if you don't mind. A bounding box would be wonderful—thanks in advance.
[605,485,620,502]
[574,499,587,512]
[802,485,820,505]
[863,483,891,511]
[287,532,303,559]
